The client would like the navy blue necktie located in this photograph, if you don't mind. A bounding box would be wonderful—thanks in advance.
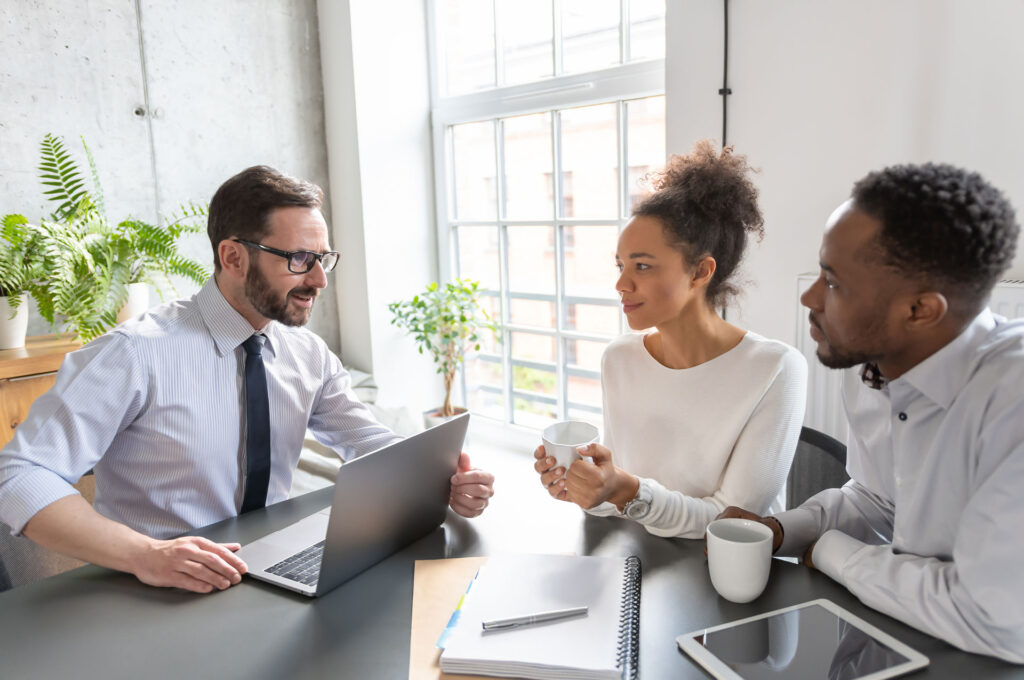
[240,334,271,514]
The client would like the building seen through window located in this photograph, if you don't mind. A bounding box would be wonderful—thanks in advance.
[432,0,665,429]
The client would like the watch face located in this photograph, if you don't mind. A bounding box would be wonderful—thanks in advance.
[625,500,650,520]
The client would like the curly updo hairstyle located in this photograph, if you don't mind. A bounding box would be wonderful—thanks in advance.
[634,140,764,310]
[852,162,1019,318]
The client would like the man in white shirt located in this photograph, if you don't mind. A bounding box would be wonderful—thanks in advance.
[0,166,495,594]
[719,162,1024,662]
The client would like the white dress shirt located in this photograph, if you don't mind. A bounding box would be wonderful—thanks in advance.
[775,309,1024,662]
[588,331,807,538]
[0,279,399,539]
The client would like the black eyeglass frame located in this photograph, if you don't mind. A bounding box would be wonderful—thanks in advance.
[233,238,340,274]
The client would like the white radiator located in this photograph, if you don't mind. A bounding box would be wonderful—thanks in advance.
[796,277,1024,443]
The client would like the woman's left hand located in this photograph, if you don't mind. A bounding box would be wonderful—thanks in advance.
[564,443,638,511]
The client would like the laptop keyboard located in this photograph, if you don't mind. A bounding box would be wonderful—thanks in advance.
[265,540,325,587]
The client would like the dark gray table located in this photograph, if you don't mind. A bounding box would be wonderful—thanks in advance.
[1,447,1021,679]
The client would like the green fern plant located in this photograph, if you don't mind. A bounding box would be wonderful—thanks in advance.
[31,134,211,341]
[0,214,46,317]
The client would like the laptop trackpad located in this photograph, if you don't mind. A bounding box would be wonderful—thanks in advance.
[238,511,330,571]
[267,511,329,548]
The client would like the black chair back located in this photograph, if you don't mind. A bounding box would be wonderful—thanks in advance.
[787,426,850,509]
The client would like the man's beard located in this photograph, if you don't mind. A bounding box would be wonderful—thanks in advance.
[245,265,317,327]
[810,313,880,369]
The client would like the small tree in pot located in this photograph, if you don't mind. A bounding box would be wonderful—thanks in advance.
[388,279,499,420]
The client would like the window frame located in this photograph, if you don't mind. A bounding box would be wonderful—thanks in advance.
[426,0,665,431]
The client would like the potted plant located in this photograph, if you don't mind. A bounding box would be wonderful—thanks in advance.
[389,279,499,427]
[0,214,44,350]
[29,134,209,341]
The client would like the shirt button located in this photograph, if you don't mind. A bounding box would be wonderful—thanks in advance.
[898,412,908,421]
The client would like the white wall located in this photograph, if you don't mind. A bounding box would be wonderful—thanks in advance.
[1,0,339,349]
[319,0,442,411]
[666,0,1024,347]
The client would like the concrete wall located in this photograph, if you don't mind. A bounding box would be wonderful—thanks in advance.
[666,0,1024,348]
[0,0,340,350]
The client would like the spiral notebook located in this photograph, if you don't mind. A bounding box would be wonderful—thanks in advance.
[439,554,642,680]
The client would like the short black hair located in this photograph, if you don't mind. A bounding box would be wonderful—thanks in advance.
[634,140,764,309]
[207,165,324,271]
[852,163,1018,317]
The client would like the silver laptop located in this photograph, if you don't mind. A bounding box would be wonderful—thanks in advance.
[237,412,469,597]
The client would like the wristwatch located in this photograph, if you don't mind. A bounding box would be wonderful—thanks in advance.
[622,479,653,520]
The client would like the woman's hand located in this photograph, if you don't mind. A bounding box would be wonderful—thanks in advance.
[533,445,570,502]
[563,443,639,511]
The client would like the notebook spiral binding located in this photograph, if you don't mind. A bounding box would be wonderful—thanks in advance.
[615,556,642,679]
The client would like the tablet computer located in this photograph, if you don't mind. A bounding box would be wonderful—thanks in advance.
[677,599,929,680]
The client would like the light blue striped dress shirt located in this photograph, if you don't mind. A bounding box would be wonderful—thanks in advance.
[0,279,400,539]
[775,309,1024,662]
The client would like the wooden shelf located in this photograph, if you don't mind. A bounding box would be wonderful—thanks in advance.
[0,334,81,380]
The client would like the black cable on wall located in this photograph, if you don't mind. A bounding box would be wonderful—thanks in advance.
[719,0,731,148]
[718,0,732,319]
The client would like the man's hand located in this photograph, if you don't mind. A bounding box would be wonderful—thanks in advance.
[449,452,495,518]
[562,443,638,511]
[129,536,247,594]
[24,495,247,595]
[713,506,785,553]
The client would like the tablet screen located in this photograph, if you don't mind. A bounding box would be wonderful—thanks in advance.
[691,603,910,680]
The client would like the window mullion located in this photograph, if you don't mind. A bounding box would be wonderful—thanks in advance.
[493,0,504,88]
[617,100,628,221]
[621,0,631,63]
[553,109,568,421]
[494,118,514,423]
[618,99,630,335]
[552,0,563,77]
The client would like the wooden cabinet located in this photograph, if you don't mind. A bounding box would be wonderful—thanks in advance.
[0,375,61,449]
[0,335,81,449]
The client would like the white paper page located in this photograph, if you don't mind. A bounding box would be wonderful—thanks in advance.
[441,554,625,677]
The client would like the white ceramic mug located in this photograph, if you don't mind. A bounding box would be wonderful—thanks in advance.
[541,421,599,478]
[706,518,774,603]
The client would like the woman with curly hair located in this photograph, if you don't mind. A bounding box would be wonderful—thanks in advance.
[533,140,807,538]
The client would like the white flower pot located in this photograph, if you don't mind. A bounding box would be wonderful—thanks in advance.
[423,406,468,430]
[0,295,30,350]
[116,283,150,324]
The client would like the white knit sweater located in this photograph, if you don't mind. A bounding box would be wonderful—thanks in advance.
[588,331,807,538]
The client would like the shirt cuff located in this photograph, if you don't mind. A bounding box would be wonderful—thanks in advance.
[812,529,866,586]
[584,501,619,517]
[773,506,821,557]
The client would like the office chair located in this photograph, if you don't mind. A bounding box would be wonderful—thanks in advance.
[786,426,849,509]
[0,554,10,591]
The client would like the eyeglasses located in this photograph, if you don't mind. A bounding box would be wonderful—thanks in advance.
[233,239,340,274]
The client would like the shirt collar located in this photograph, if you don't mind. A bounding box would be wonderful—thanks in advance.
[886,308,997,409]
[196,278,279,357]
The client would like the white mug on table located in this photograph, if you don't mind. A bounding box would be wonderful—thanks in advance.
[541,421,599,479]
[705,518,774,603]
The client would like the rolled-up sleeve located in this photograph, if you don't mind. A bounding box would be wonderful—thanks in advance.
[0,332,145,534]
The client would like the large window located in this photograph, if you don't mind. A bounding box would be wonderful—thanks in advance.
[429,0,665,430]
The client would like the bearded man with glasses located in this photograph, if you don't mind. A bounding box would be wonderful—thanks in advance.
[0,166,495,594]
